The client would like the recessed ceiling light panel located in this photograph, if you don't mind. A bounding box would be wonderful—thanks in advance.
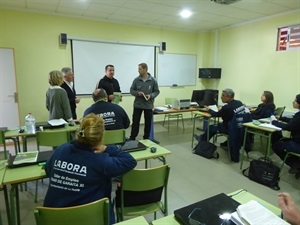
[180,9,192,18]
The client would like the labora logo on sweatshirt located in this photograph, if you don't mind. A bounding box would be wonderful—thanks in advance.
[99,111,115,118]
[54,160,87,176]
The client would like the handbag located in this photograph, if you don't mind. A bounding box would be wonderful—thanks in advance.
[193,140,219,159]
[243,157,280,190]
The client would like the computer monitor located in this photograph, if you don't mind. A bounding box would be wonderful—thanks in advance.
[203,89,219,106]
[191,90,205,102]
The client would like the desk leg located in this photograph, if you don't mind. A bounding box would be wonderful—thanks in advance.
[240,127,248,170]
[3,185,12,225]
[9,184,20,225]
[149,115,159,144]
[266,133,272,159]
[191,114,197,148]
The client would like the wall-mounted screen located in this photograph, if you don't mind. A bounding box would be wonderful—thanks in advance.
[199,68,221,79]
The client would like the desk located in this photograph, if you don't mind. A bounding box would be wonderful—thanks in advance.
[152,107,199,143]
[4,125,79,152]
[3,140,171,225]
[113,216,149,225]
[152,189,281,225]
[240,122,278,170]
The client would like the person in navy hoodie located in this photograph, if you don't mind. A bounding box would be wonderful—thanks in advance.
[43,113,137,224]
[271,94,300,177]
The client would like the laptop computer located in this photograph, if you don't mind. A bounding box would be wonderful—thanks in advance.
[174,193,240,225]
[120,140,147,152]
[7,150,54,168]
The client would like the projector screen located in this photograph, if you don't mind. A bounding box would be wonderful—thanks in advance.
[71,40,156,95]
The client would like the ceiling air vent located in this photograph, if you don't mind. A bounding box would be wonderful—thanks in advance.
[211,0,241,5]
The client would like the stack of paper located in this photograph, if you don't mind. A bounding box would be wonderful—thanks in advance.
[231,200,289,225]
[209,105,218,112]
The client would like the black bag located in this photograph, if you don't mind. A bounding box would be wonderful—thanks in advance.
[193,140,219,159]
[243,157,280,190]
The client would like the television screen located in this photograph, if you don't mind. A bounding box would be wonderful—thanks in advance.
[203,89,219,106]
[199,68,221,79]
[191,90,205,102]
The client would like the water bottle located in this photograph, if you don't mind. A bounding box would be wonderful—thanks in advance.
[25,113,36,134]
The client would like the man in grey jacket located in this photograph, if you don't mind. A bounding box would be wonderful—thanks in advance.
[129,63,160,140]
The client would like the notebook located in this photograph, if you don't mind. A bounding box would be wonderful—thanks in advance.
[7,150,54,168]
[120,140,147,152]
[174,193,240,225]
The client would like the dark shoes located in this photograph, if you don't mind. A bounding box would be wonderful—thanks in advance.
[220,141,228,150]
[288,167,300,174]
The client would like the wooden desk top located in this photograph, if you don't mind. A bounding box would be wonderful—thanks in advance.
[114,216,149,225]
[192,111,211,117]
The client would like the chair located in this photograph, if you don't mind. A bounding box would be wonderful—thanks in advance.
[34,197,110,225]
[35,130,70,202]
[280,151,300,179]
[115,164,170,222]
[214,112,252,162]
[0,130,8,159]
[103,129,126,145]
[36,130,70,150]
[163,98,184,131]
[274,106,285,118]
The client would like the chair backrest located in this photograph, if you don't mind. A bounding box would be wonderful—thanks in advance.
[103,129,125,145]
[117,164,170,211]
[275,106,285,117]
[228,112,252,161]
[36,130,70,150]
[34,198,110,225]
[165,98,176,105]
[0,130,8,159]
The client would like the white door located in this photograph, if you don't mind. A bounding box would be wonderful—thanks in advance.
[0,48,20,128]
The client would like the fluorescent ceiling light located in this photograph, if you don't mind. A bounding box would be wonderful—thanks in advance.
[180,9,192,18]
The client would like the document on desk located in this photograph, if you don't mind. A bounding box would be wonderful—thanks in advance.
[234,200,289,225]
[48,118,68,126]
[209,105,218,112]
[258,123,282,131]
[258,118,271,123]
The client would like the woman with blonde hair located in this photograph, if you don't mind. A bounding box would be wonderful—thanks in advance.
[46,70,72,121]
[44,113,137,224]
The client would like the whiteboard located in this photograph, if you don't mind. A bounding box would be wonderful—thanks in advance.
[72,40,156,94]
[157,53,197,86]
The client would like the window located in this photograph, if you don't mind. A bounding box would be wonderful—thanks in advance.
[277,24,300,51]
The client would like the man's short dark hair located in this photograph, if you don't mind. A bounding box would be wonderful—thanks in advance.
[105,65,114,71]
[138,63,148,71]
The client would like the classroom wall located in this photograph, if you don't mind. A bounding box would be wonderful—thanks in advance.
[217,11,300,111]
[0,9,299,125]
[0,9,203,124]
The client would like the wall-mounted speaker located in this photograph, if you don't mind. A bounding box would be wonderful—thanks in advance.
[59,33,67,45]
[160,42,166,51]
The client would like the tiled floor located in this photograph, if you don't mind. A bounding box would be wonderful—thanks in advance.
[0,119,299,224]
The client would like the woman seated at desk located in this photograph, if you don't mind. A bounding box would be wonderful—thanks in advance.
[250,91,276,120]
[271,94,300,177]
[43,113,137,224]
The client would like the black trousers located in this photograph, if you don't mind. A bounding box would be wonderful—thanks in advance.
[130,108,153,140]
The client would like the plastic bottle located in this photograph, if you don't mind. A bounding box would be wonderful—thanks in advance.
[25,113,36,134]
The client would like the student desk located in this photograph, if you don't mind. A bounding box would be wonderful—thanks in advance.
[4,125,79,152]
[151,189,280,225]
[2,140,171,225]
[240,122,278,170]
[191,110,213,148]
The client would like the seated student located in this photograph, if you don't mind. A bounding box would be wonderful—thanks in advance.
[43,113,137,224]
[251,91,276,120]
[278,192,300,225]
[194,88,246,161]
[84,88,130,130]
[271,94,300,176]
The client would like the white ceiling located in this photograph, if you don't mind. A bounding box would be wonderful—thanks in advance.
[1,0,299,32]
